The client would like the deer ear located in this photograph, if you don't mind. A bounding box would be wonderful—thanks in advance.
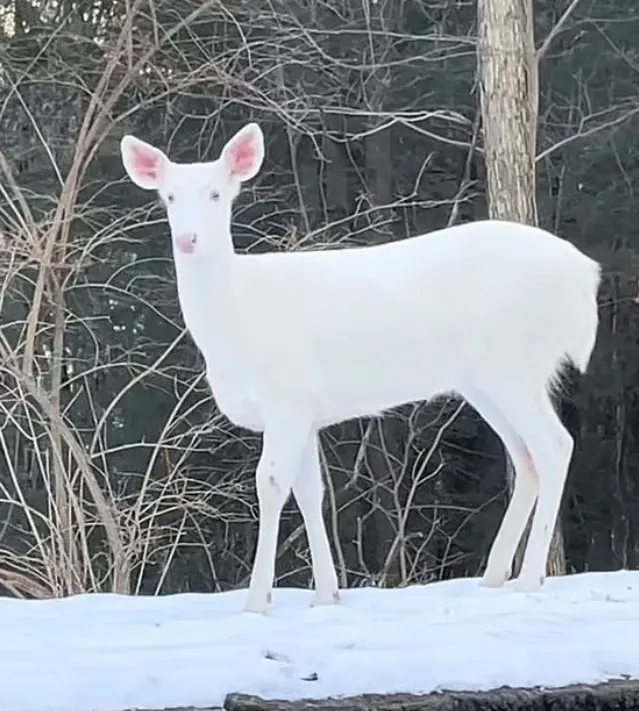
[221,123,264,183]
[120,135,168,190]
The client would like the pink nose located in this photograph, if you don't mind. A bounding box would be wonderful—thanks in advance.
[176,233,197,254]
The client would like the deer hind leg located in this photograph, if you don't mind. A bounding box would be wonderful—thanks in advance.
[511,390,573,593]
[244,412,313,614]
[463,386,539,588]
[291,432,340,607]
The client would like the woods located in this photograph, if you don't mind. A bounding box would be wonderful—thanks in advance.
[0,0,637,599]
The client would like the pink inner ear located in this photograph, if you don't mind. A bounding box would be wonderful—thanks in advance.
[228,136,257,177]
[132,145,163,181]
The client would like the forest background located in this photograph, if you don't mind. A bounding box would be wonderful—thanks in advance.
[0,0,636,599]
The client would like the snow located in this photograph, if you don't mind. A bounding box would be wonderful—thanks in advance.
[1,570,638,711]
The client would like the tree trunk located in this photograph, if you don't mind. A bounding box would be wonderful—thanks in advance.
[477,0,566,578]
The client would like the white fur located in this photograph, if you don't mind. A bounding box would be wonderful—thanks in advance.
[120,123,601,614]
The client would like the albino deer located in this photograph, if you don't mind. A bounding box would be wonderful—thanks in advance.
[120,122,601,614]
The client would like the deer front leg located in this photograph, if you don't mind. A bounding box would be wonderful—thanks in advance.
[292,432,340,607]
[244,410,313,614]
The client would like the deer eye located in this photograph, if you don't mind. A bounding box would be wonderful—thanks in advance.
[210,190,220,202]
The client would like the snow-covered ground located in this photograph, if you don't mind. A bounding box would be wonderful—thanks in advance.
[1,570,638,711]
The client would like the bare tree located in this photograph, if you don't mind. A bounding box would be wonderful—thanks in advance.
[476,0,566,576]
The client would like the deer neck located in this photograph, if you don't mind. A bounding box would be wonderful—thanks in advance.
[172,231,239,356]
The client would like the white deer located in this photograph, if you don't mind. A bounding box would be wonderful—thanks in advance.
[120,122,601,614]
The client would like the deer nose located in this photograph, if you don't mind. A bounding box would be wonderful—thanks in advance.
[176,233,197,254]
